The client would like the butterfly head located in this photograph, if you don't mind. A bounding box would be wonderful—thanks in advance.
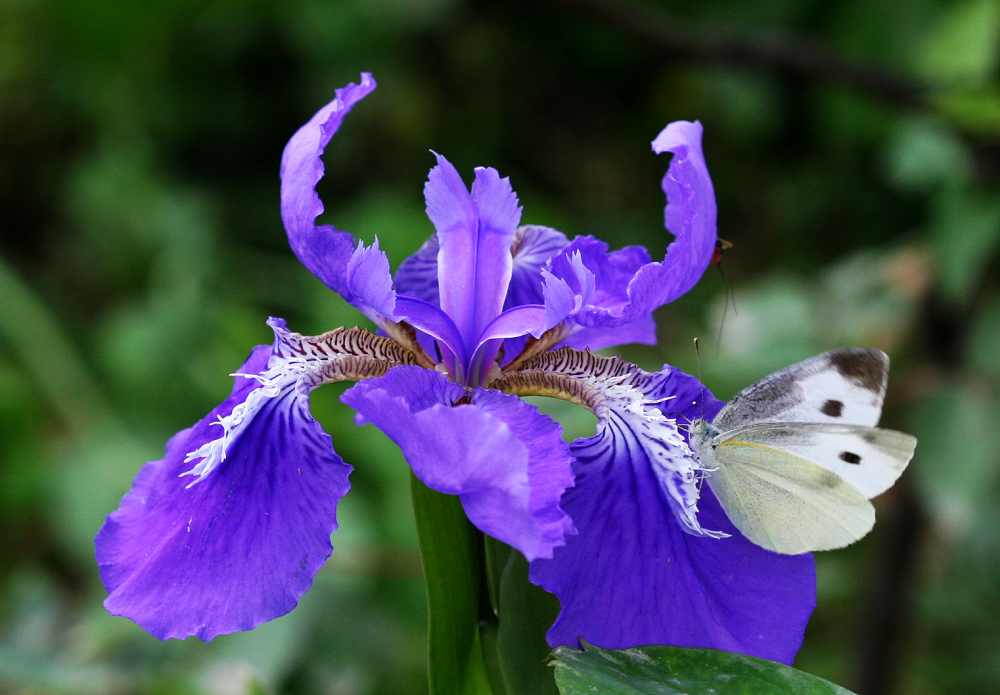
[687,418,717,455]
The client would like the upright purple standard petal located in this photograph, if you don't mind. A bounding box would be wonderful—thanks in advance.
[530,366,815,664]
[280,73,396,321]
[425,155,522,353]
[394,225,570,312]
[396,226,641,364]
[96,340,352,640]
[541,121,717,329]
[342,366,575,560]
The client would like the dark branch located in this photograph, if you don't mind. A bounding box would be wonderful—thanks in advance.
[563,0,931,110]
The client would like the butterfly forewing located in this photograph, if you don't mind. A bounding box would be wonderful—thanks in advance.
[713,348,889,432]
[706,438,876,555]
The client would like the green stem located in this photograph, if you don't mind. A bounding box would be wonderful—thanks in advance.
[495,546,561,695]
[409,475,493,695]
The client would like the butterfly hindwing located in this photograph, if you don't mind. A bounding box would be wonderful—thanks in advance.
[718,423,916,499]
[713,348,889,431]
[706,437,875,555]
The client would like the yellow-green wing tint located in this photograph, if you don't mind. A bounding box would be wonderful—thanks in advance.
[716,423,916,499]
[706,438,875,555]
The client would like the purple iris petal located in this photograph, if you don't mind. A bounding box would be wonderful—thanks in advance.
[96,343,352,640]
[545,237,650,323]
[280,73,396,321]
[394,225,569,311]
[342,366,575,561]
[506,225,570,308]
[537,237,658,349]
[394,224,650,359]
[507,229,655,353]
[468,304,548,384]
[530,367,815,664]
[425,154,522,353]
[542,120,717,328]
[394,295,466,377]
[393,227,562,367]
[561,315,656,351]
[343,237,396,318]
[394,234,440,306]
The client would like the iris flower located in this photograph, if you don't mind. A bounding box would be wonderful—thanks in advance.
[96,73,813,663]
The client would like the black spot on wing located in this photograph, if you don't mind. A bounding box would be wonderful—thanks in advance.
[821,399,844,417]
[839,451,862,464]
[828,349,887,394]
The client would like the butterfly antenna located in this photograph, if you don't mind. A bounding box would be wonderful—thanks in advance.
[693,336,707,421]
[714,262,738,356]
[710,238,737,356]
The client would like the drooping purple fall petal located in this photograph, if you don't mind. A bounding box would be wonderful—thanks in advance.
[280,73,396,321]
[530,365,815,664]
[424,155,522,353]
[96,340,352,640]
[342,366,575,560]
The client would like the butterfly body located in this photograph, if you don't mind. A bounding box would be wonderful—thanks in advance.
[690,349,917,555]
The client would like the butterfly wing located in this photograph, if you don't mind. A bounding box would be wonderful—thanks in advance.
[720,422,916,498]
[706,435,875,555]
[713,348,889,431]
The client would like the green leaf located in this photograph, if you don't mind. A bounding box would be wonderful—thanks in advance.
[916,0,999,86]
[552,643,857,695]
[496,548,560,695]
[483,536,512,617]
[884,118,971,192]
[968,297,1000,380]
[927,188,1000,303]
[906,386,998,534]
[933,88,1000,136]
[410,476,492,695]
[478,615,507,695]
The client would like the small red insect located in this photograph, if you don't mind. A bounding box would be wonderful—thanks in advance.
[710,237,733,267]
[710,238,737,352]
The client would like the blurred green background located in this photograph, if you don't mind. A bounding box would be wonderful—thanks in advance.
[1,1,998,693]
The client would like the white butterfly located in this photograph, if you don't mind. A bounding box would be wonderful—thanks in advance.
[689,348,917,555]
